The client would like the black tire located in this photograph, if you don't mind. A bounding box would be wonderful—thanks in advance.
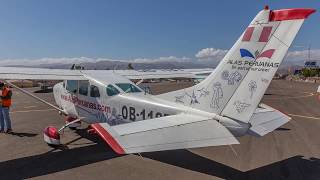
[47,143,60,148]
[69,126,77,130]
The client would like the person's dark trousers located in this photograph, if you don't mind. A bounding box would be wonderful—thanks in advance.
[2,107,11,131]
[0,106,4,132]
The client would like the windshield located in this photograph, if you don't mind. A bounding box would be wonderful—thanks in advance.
[106,84,120,96]
[116,83,142,93]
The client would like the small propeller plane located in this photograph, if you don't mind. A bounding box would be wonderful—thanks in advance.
[0,7,316,154]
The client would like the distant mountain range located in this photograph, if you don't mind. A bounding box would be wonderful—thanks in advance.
[6,57,312,75]
[3,49,319,73]
[10,60,216,70]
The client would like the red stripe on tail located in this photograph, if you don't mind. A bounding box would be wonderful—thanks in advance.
[242,27,254,41]
[259,26,272,42]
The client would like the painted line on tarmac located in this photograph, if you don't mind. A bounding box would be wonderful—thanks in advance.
[10,109,56,114]
[23,105,38,109]
[266,92,315,100]
[288,114,320,120]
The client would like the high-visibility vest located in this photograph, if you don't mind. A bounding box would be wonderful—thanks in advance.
[2,87,12,107]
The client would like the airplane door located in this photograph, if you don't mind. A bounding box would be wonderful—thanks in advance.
[62,80,79,117]
[76,80,92,120]
[76,81,105,123]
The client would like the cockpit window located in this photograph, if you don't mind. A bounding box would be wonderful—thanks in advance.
[66,80,77,93]
[106,84,120,96]
[78,80,89,96]
[90,85,100,97]
[116,83,142,93]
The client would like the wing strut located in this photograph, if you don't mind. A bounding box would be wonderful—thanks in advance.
[5,80,66,115]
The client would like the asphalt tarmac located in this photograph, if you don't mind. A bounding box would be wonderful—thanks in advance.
[0,80,319,180]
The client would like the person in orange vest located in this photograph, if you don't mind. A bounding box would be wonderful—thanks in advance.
[0,83,12,133]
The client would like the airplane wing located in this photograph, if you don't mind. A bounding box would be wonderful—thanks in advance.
[0,67,213,81]
[0,67,85,80]
[76,69,213,80]
[247,103,291,137]
[90,114,239,154]
[110,70,200,80]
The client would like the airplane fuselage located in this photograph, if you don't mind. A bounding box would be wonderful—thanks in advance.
[53,76,250,137]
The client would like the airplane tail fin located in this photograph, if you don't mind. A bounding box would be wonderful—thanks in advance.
[158,7,315,123]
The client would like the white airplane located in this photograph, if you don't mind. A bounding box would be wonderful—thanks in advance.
[0,7,315,154]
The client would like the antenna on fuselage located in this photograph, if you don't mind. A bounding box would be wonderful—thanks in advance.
[70,64,85,70]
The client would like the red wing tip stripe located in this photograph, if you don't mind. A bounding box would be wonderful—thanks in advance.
[91,124,126,154]
[270,8,316,21]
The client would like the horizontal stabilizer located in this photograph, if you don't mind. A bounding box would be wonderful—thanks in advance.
[92,114,239,154]
[248,104,291,137]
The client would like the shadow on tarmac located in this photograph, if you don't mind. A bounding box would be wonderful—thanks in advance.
[143,150,320,180]
[0,144,120,179]
[0,128,121,180]
[276,127,291,131]
[0,129,319,180]
[7,132,38,137]
[34,89,53,93]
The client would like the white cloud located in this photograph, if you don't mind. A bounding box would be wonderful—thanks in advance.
[281,49,320,67]
[0,48,318,67]
[286,49,320,60]
[194,47,320,66]
[133,56,191,63]
[195,48,228,59]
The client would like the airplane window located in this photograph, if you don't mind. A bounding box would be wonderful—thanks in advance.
[116,83,142,93]
[106,84,120,96]
[66,80,77,93]
[78,80,89,96]
[90,85,100,97]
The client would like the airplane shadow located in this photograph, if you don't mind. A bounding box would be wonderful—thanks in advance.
[0,128,319,180]
[7,132,38,137]
[276,127,291,131]
[264,93,292,97]
[0,128,121,180]
[142,150,320,180]
[33,89,53,93]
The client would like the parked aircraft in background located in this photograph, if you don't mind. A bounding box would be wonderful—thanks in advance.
[0,6,315,154]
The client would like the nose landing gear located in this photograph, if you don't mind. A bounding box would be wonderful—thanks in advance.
[65,116,81,130]
[43,118,82,146]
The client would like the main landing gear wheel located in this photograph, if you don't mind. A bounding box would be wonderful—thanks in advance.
[43,126,61,146]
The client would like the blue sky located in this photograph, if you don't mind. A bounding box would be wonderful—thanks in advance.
[0,0,318,61]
